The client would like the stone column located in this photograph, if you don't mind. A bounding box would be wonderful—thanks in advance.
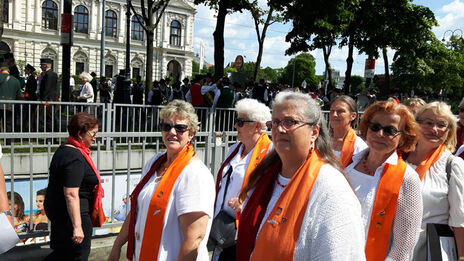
[34,0,41,32]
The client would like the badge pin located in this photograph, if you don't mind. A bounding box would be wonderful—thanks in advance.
[376,222,382,228]
[275,207,282,215]
[267,219,279,225]
[153,209,161,216]
[158,191,164,197]
[378,210,386,217]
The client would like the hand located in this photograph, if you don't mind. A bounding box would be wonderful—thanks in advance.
[108,246,121,261]
[72,226,84,244]
[228,197,242,213]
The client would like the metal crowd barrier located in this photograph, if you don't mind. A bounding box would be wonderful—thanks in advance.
[2,130,238,242]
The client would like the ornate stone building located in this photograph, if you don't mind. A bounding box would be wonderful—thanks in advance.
[1,0,195,81]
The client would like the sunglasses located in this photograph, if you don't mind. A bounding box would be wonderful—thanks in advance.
[235,118,255,127]
[368,122,401,137]
[266,119,313,130]
[160,123,189,133]
[88,131,98,138]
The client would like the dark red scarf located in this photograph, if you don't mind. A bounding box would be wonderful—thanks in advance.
[236,160,281,260]
[65,136,105,219]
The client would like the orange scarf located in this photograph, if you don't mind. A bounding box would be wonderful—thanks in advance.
[340,128,357,168]
[414,144,445,181]
[365,152,407,261]
[127,145,195,261]
[215,133,271,193]
[250,150,324,260]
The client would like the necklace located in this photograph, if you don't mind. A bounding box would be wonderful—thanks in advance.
[361,157,375,176]
[276,178,287,188]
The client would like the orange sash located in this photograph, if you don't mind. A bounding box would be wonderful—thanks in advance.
[139,145,195,261]
[340,128,357,168]
[241,133,272,191]
[414,144,445,181]
[365,152,407,261]
[251,150,324,260]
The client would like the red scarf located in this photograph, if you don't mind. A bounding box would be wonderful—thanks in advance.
[65,136,105,220]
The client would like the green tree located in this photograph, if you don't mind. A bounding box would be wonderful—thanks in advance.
[392,36,464,99]
[193,0,249,80]
[259,66,278,83]
[279,53,317,88]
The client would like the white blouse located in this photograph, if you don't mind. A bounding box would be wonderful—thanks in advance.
[407,150,464,261]
[79,82,94,103]
[345,149,423,261]
[133,154,215,261]
[332,135,368,160]
[249,164,366,260]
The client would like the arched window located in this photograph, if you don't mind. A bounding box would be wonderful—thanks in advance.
[131,15,144,41]
[170,20,181,46]
[42,0,58,30]
[3,0,8,23]
[73,5,89,34]
[105,10,117,37]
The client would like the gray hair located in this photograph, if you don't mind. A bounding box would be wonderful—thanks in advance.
[272,91,341,170]
[159,99,199,134]
[80,72,93,82]
[235,98,271,130]
[331,95,358,127]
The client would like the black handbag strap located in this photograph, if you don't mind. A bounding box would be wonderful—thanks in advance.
[220,166,233,210]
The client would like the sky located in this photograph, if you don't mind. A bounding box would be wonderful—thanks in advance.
[193,0,464,77]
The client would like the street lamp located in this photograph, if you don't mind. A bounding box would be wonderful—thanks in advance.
[442,29,463,42]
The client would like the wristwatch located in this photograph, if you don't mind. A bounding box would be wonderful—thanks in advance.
[1,210,13,216]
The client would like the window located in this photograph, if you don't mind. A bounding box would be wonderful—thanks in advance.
[131,15,144,41]
[170,20,181,46]
[3,0,8,23]
[132,68,140,79]
[105,65,113,78]
[105,10,117,37]
[76,62,84,75]
[42,0,58,30]
[74,5,89,34]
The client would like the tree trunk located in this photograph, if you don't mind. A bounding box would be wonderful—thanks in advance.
[344,35,354,93]
[0,0,4,40]
[213,0,228,80]
[252,7,273,82]
[382,47,390,92]
[145,30,154,98]
[322,45,333,89]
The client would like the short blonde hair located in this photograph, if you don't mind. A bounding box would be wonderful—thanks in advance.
[80,72,93,82]
[159,99,199,134]
[235,98,271,130]
[415,101,457,152]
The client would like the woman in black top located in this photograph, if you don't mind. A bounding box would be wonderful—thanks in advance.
[44,112,103,261]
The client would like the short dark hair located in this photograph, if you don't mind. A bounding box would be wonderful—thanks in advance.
[67,112,99,139]
[36,188,47,196]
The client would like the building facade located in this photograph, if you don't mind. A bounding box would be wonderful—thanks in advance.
[1,0,196,82]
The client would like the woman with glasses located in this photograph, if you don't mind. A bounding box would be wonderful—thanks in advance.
[404,102,464,261]
[210,98,271,261]
[329,95,367,168]
[456,97,464,151]
[44,112,104,260]
[236,91,365,260]
[109,100,215,261]
[344,101,422,261]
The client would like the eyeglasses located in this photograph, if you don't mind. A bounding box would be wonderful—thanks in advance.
[235,118,255,127]
[417,119,449,130]
[266,119,314,130]
[367,122,401,137]
[160,122,189,133]
[88,131,98,138]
